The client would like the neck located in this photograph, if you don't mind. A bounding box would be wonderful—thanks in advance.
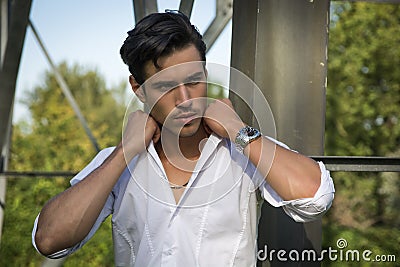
[155,123,209,162]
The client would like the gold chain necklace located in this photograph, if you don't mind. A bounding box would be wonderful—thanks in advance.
[170,181,189,190]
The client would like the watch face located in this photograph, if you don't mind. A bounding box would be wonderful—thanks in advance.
[246,127,257,137]
[235,126,261,152]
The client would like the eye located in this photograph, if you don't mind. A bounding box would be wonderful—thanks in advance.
[158,86,170,92]
[186,81,200,86]
[154,83,175,92]
[185,76,204,86]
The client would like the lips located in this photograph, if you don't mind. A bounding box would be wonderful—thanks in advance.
[173,112,199,124]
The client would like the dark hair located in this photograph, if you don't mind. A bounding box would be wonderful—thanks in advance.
[120,12,207,85]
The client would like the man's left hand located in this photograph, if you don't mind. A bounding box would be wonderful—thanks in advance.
[203,98,245,140]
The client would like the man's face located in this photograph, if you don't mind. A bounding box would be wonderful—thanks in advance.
[141,45,207,137]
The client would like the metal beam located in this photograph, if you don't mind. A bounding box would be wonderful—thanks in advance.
[333,0,400,2]
[131,0,232,52]
[2,156,400,178]
[29,20,101,153]
[0,0,9,243]
[41,258,66,267]
[0,0,32,245]
[0,0,9,64]
[0,0,32,156]
[133,0,158,23]
[312,156,400,172]
[230,0,330,266]
[1,171,77,178]
[179,0,195,18]
[203,0,232,52]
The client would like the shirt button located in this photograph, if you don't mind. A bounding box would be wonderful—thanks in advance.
[166,249,173,256]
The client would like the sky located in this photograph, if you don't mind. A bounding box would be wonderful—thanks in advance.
[14,0,232,122]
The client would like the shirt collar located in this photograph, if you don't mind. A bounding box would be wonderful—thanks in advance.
[145,133,225,199]
[146,133,224,167]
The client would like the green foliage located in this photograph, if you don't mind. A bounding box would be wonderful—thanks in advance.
[322,222,399,266]
[207,82,228,100]
[324,3,400,266]
[0,62,126,266]
[326,3,400,157]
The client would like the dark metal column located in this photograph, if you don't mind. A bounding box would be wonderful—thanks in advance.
[230,0,329,266]
[0,0,32,243]
[132,0,158,23]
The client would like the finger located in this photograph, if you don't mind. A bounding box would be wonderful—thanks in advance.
[202,119,213,135]
[152,123,161,143]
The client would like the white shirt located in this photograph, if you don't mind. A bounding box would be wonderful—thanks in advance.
[32,134,335,266]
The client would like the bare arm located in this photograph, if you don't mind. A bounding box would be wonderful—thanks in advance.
[243,137,320,200]
[34,111,160,256]
[204,98,320,201]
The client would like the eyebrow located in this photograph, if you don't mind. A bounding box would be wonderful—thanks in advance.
[151,80,178,89]
[183,71,206,83]
[150,71,206,88]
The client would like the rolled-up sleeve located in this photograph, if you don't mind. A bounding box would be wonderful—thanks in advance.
[32,147,116,258]
[260,161,335,222]
[32,192,114,259]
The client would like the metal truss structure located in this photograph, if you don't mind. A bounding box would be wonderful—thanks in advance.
[0,0,399,266]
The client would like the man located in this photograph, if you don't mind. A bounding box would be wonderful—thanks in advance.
[32,11,334,266]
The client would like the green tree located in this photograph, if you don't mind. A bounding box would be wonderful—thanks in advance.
[323,3,400,266]
[326,2,400,157]
[0,62,127,266]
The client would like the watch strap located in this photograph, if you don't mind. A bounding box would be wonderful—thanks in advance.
[234,125,261,153]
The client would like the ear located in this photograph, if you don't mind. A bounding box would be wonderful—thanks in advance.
[129,75,146,103]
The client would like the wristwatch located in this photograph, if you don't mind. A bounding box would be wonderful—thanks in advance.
[234,125,261,153]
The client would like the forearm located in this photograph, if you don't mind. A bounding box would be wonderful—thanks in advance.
[244,136,321,200]
[35,144,128,255]
[204,98,328,207]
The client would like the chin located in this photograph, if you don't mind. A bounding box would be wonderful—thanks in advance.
[176,118,203,137]
[179,126,200,138]
[179,130,198,138]
[161,117,204,138]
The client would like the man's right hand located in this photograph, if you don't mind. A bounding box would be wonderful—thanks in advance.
[122,110,161,160]
[35,110,161,256]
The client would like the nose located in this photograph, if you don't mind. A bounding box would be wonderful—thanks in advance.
[174,84,191,107]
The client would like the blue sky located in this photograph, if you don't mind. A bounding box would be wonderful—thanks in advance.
[14,0,232,122]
